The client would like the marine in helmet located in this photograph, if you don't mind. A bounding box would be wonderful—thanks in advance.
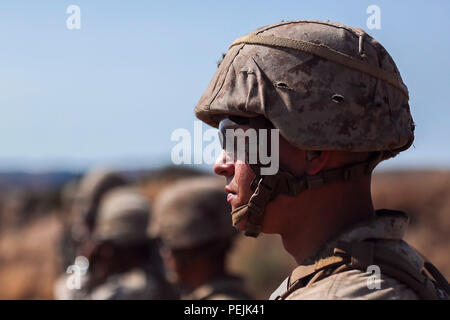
[151,176,252,300]
[54,186,177,300]
[58,169,128,270]
[195,20,449,300]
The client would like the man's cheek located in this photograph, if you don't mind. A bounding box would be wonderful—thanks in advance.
[235,165,254,198]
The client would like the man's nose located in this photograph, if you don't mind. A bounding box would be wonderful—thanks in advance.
[213,150,234,177]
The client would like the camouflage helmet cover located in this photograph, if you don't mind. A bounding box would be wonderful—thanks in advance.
[94,186,150,245]
[150,176,235,249]
[73,168,128,227]
[195,20,414,155]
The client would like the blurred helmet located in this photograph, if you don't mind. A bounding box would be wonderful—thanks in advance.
[150,176,234,249]
[93,186,150,245]
[73,168,128,229]
[195,20,414,156]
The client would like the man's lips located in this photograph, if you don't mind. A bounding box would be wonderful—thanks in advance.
[227,193,236,203]
[224,186,247,230]
[225,186,236,203]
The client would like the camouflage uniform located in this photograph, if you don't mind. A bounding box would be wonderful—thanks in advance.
[54,267,176,300]
[270,209,448,300]
[53,272,91,300]
[54,186,177,300]
[151,177,252,300]
[194,20,449,299]
[183,275,251,300]
[88,268,174,300]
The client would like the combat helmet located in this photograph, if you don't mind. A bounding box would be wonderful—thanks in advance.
[194,20,415,237]
[93,186,151,245]
[73,168,128,233]
[150,176,235,249]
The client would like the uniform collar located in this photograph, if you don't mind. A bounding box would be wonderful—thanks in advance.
[303,209,421,269]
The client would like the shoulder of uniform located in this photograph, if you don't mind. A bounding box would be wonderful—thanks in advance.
[281,238,442,300]
[286,269,419,300]
[89,269,164,300]
[185,275,252,300]
[53,273,91,300]
[116,269,148,290]
[207,292,251,300]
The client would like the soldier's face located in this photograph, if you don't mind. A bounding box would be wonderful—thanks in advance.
[213,149,255,230]
[213,119,309,233]
[213,122,255,231]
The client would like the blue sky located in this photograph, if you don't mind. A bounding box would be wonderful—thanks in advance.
[0,1,449,172]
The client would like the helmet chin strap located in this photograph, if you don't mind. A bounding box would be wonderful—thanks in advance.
[231,169,280,237]
[231,153,384,238]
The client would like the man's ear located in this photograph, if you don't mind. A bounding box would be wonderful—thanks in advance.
[305,151,331,175]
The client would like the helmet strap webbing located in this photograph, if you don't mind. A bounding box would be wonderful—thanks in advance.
[231,152,383,237]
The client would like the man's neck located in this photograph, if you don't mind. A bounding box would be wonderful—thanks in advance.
[278,180,375,265]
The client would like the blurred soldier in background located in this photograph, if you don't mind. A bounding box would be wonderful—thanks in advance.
[58,169,128,270]
[54,186,177,300]
[151,177,252,300]
[195,20,449,299]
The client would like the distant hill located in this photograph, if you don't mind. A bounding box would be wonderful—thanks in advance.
[0,165,207,192]
[0,171,82,191]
